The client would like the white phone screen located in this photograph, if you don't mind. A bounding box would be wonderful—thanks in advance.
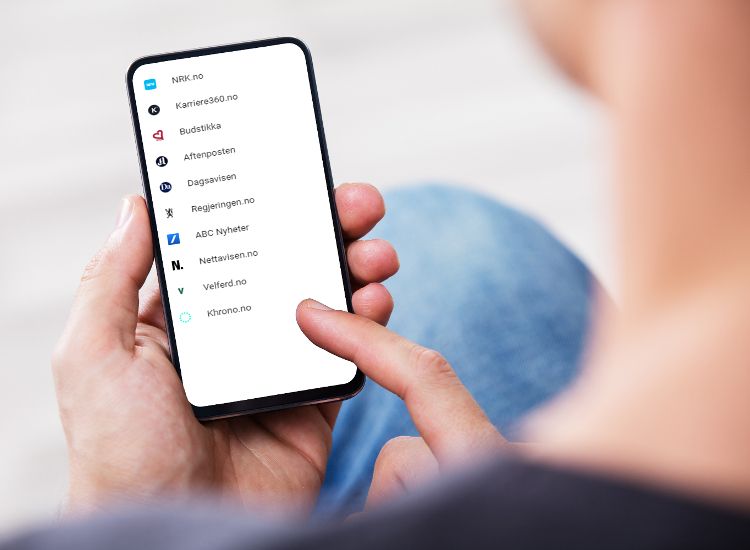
[129,41,356,410]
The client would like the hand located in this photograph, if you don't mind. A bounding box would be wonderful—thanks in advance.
[52,183,398,515]
[296,300,507,510]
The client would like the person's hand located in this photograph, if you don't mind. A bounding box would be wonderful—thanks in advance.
[296,300,507,510]
[52,183,398,515]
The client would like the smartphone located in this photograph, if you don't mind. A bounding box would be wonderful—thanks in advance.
[126,38,363,420]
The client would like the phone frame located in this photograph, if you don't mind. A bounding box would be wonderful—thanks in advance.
[126,37,364,421]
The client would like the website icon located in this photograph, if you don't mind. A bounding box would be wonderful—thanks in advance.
[144,79,157,91]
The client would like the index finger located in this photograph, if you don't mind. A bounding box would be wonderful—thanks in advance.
[296,299,505,463]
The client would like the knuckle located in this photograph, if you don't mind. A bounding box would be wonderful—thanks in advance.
[79,247,107,284]
[374,436,427,478]
[375,436,409,471]
[383,435,412,453]
[409,345,455,382]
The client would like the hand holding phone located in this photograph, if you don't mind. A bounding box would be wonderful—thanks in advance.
[53,184,396,513]
[52,39,398,513]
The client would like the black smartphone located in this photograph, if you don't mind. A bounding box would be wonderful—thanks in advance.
[126,38,364,420]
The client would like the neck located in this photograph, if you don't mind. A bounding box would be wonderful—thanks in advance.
[600,1,750,317]
[530,1,750,510]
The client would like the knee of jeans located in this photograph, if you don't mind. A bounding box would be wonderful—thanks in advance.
[376,184,588,281]
[372,183,592,341]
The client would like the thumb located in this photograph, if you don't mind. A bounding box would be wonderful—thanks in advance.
[59,195,154,359]
[365,436,438,510]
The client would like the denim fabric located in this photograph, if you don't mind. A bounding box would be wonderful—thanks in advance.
[318,185,594,514]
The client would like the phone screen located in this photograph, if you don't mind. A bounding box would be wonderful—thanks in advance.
[127,39,361,418]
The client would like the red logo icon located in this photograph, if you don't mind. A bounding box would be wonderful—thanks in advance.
[152,130,164,141]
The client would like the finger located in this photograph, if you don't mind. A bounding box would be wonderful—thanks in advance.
[317,401,342,429]
[346,239,399,285]
[365,436,438,510]
[352,283,393,326]
[296,300,505,462]
[138,269,166,331]
[134,322,170,357]
[57,196,153,360]
[335,183,385,240]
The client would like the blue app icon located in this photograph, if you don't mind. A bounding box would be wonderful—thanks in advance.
[167,233,181,245]
[144,78,157,90]
[159,182,172,193]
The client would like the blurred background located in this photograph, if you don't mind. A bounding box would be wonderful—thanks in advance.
[0,0,610,532]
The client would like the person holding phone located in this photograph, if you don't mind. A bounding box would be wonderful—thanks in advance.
[6,0,750,548]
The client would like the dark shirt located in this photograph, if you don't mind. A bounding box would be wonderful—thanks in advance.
[4,457,749,549]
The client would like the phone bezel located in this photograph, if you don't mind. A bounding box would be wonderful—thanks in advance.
[126,37,364,421]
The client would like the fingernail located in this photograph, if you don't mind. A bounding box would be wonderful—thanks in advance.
[305,299,332,311]
[115,197,134,229]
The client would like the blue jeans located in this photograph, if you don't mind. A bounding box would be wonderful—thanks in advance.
[318,185,593,514]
